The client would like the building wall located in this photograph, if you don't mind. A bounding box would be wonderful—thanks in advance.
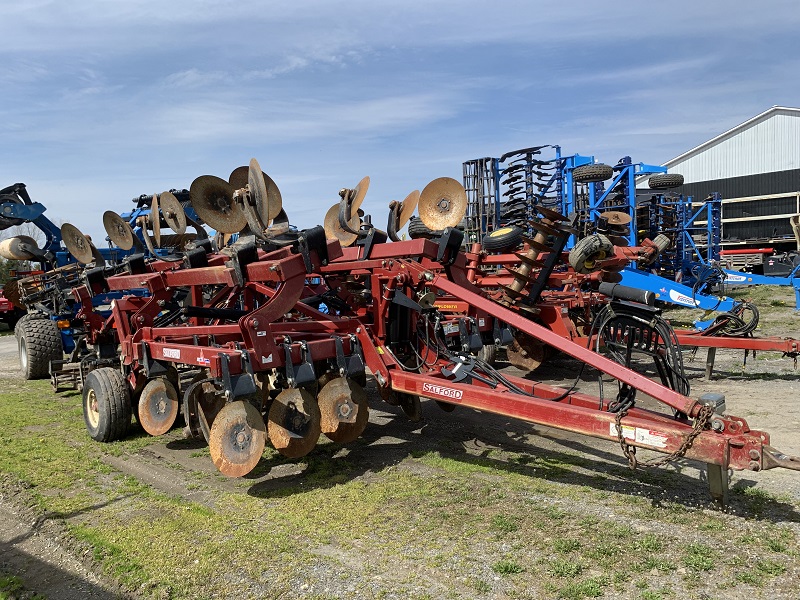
[663,168,800,244]
[666,112,800,184]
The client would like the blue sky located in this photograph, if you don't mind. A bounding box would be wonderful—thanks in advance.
[2,0,799,242]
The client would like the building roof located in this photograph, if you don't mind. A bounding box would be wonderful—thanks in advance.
[663,106,800,168]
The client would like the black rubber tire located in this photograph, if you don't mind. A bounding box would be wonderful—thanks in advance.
[572,163,613,183]
[18,318,63,380]
[648,173,684,189]
[407,217,442,239]
[14,311,47,339]
[568,234,614,274]
[83,367,132,442]
[483,226,524,252]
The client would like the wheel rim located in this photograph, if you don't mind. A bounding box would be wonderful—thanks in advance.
[19,337,27,370]
[85,388,100,428]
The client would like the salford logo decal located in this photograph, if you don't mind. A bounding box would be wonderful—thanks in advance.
[422,382,463,400]
[162,347,180,359]
[668,289,698,307]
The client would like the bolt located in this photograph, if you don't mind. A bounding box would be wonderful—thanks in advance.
[711,419,724,432]
[356,327,361,333]
[748,461,761,471]
[749,449,760,460]
[250,318,259,328]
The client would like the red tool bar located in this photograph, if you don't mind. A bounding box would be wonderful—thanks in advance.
[674,331,800,353]
[407,261,700,417]
[390,370,765,471]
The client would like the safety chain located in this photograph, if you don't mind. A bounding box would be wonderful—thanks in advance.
[615,404,715,470]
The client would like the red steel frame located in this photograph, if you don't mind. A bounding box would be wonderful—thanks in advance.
[72,231,800,501]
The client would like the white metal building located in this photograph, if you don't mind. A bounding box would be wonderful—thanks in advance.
[659,106,800,248]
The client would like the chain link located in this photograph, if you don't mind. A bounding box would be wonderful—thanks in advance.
[615,404,715,470]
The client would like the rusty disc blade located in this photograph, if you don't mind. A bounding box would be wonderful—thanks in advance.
[397,392,421,422]
[250,158,282,225]
[197,382,226,443]
[228,165,249,190]
[350,176,370,213]
[138,378,179,436]
[398,190,420,230]
[506,332,548,372]
[151,194,161,247]
[230,165,284,225]
[60,223,94,264]
[324,204,359,247]
[3,279,23,309]
[103,211,135,250]
[601,210,632,226]
[209,400,266,477]
[160,191,187,235]
[419,177,467,230]
[267,388,321,458]
[318,377,369,444]
[190,175,246,233]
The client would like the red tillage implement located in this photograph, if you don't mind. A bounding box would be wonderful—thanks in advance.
[69,161,800,505]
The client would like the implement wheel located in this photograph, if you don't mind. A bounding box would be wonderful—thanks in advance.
[83,367,132,442]
[318,377,369,444]
[648,173,684,189]
[407,216,442,239]
[572,163,613,183]
[18,318,63,380]
[568,234,614,274]
[209,400,266,477]
[268,388,321,458]
[483,226,524,252]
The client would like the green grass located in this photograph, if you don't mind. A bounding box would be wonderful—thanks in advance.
[0,375,799,599]
[492,559,524,575]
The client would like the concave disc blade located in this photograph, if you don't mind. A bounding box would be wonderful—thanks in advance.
[318,377,369,444]
[398,190,420,230]
[324,204,358,247]
[419,177,467,230]
[601,210,632,226]
[248,158,270,227]
[103,211,135,250]
[138,378,179,436]
[230,165,283,224]
[160,191,187,235]
[60,223,94,264]
[151,194,161,247]
[267,388,321,458]
[350,176,370,213]
[209,400,266,477]
[190,175,246,234]
[506,332,548,373]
